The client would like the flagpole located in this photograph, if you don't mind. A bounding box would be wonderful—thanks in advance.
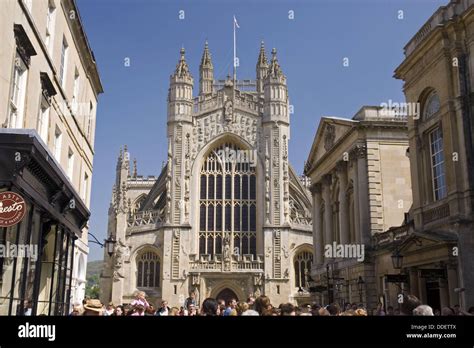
[233,16,236,84]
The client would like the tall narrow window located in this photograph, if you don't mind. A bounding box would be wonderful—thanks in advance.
[82,172,89,203]
[137,251,160,288]
[72,68,79,115]
[37,93,50,142]
[9,53,28,128]
[53,126,62,161]
[59,38,68,87]
[87,101,94,138]
[45,1,56,53]
[429,127,447,201]
[67,148,74,181]
[198,142,257,258]
[294,251,313,288]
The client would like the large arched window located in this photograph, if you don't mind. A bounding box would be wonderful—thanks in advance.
[199,142,257,257]
[131,194,147,214]
[294,250,313,288]
[423,91,440,119]
[137,251,160,288]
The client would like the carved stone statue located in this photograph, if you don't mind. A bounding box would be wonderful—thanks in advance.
[113,239,129,281]
[224,100,233,123]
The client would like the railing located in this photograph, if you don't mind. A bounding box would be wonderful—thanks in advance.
[127,210,163,228]
[290,215,312,226]
[422,203,450,224]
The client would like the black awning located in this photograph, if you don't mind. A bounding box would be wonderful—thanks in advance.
[0,130,90,237]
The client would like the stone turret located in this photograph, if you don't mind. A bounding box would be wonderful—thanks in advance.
[256,41,268,95]
[168,47,194,126]
[199,41,214,95]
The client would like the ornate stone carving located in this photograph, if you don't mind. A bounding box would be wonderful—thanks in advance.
[349,144,367,161]
[113,239,130,281]
[224,100,233,122]
[324,123,336,151]
[309,182,322,195]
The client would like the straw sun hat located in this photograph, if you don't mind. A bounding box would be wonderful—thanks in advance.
[84,299,103,312]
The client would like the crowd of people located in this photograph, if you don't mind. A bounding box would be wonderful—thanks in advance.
[71,291,474,317]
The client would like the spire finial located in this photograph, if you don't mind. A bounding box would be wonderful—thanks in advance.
[200,40,213,67]
[175,46,191,77]
[257,41,269,69]
[268,47,283,77]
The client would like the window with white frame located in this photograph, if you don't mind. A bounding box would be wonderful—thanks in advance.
[87,101,93,138]
[67,148,74,181]
[9,53,28,128]
[45,1,56,53]
[37,94,50,142]
[82,172,89,203]
[429,127,447,201]
[59,37,68,87]
[72,68,79,115]
[53,126,62,161]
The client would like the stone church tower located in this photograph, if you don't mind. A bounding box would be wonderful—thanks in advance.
[100,42,313,307]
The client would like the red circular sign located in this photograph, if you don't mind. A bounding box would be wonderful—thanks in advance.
[0,191,26,227]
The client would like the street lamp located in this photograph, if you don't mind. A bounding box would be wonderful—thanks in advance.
[357,276,365,303]
[391,249,404,270]
[105,236,116,257]
[89,232,116,257]
[297,287,304,296]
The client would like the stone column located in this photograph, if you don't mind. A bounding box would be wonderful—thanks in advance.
[310,183,323,265]
[356,147,369,245]
[322,174,333,260]
[350,155,360,244]
[336,161,349,245]
[350,145,367,245]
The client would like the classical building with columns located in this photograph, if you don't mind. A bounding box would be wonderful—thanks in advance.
[304,106,412,310]
[99,43,313,307]
[372,0,474,312]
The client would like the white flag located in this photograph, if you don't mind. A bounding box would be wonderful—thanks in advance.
[234,15,240,29]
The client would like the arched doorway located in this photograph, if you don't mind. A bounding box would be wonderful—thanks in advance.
[216,288,239,304]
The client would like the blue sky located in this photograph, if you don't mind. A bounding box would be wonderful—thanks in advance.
[77,0,446,260]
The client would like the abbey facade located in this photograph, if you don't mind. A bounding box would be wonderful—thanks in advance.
[100,42,313,307]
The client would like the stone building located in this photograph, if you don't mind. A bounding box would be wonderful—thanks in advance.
[304,106,412,310]
[0,0,102,314]
[373,0,474,311]
[100,43,313,307]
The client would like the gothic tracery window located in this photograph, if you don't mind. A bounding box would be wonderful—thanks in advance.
[137,251,160,288]
[294,251,313,288]
[199,142,257,257]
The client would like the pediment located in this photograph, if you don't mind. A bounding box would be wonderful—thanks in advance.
[306,117,356,169]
